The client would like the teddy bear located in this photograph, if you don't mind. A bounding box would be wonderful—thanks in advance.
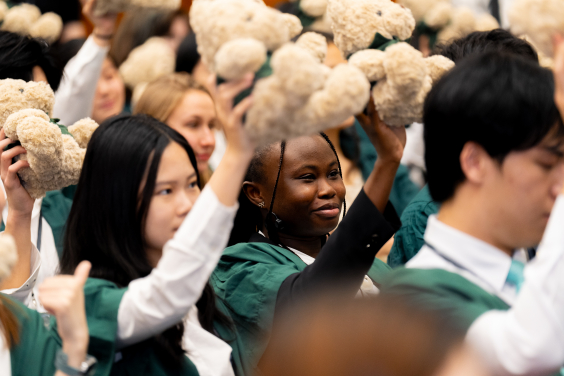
[510,0,563,58]
[0,79,98,199]
[283,0,332,34]
[119,37,176,107]
[0,2,63,44]
[327,0,455,127]
[93,0,181,17]
[190,0,370,146]
[398,0,499,47]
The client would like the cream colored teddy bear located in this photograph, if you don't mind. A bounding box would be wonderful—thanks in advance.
[0,79,98,199]
[119,37,176,107]
[398,0,499,45]
[510,0,564,58]
[0,2,63,43]
[93,0,181,17]
[190,0,370,145]
[285,0,332,33]
[328,0,454,127]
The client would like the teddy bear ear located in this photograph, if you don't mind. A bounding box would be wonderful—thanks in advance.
[281,13,303,39]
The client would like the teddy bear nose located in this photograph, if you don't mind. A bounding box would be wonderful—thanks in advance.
[19,89,24,93]
[377,10,382,16]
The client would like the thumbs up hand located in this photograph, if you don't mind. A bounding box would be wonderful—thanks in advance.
[39,261,91,368]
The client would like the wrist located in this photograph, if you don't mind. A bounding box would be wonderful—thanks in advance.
[92,28,113,47]
[62,344,88,369]
[224,146,254,163]
[6,211,32,225]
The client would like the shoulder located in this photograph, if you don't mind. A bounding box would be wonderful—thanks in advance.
[380,268,509,329]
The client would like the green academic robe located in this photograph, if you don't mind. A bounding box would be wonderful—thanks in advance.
[211,241,392,376]
[387,185,440,268]
[81,278,200,376]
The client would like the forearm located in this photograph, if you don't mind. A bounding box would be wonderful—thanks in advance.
[208,147,253,206]
[0,213,31,290]
[116,186,238,347]
[363,159,400,213]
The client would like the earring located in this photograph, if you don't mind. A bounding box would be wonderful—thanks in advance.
[258,202,265,208]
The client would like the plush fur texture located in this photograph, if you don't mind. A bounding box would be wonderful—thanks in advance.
[0,79,98,199]
[0,3,62,43]
[0,234,17,283]
[329,0,455,126]
[119,37,176,89]
[93,0,181,17]
[190,0,370,145]
[399,0,499,43]
[510,0,564,58]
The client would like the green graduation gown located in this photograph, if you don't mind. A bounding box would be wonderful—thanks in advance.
[80,278,200,376]
[212,241,392,376]
[387,185,439,268]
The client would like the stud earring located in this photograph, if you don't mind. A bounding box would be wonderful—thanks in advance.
[258,202,265,208]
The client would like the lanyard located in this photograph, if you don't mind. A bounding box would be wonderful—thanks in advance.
[36,209,42,252]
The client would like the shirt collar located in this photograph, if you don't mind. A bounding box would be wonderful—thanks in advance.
[424,215,513,293]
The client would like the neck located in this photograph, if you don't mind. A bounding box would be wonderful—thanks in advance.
[145,247,163,268]
[436,185,514,257]
[262,225,323,258]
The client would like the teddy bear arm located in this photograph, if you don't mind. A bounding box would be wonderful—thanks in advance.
[215,39,268,81]
[348,50,386,82]
[68,118,99,149]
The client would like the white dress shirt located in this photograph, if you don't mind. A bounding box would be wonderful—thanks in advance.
[408,196,564,375]
[116,185,236,376]
[0,197,60,313]
[53,35,108,125]
[0,334,9,376]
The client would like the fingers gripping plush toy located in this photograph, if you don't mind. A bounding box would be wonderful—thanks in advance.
[328,0,454,127]
[0,2,63,43]
[93,0,181,17]
[0,79,98,199]
[510,0,564,59]
[190,0,370,146]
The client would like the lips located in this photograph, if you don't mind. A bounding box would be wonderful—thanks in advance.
[313,203,341,218]
[196,153,211,162]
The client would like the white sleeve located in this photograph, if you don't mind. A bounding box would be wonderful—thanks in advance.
[116,185,238,348]
[0,243,41,309]
[53,35,108,125]
[467,195,564,376]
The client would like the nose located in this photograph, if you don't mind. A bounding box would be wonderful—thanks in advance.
[318,176,337,199]
[550,164,564,199]
[177,189,196,216]
[200,126,215,149]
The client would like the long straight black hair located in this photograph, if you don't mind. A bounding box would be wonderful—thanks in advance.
[61,114,231,365]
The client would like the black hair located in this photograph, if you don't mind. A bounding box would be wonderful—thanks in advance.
[0,31,63,90]
[61,114,231,365]
[51,38,86,73]
[228,133,346,247]
[176,32,200,74]
[424,52,564,203]
[433,29,539,64]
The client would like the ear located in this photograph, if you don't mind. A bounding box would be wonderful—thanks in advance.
[243,181,265,207]
[459,141,491,185]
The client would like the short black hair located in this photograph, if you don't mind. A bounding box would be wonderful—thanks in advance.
[433,29,539,64]
[0,31,63,91]
[175,32,200,74]
[424,51,564,203]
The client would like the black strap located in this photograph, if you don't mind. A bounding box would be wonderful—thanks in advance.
[489,0,501,24]
[37,209,42,252]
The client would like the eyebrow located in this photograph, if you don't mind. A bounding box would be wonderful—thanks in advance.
[155,173,197,186]
[543,145,564,158]
[296,161,338,170]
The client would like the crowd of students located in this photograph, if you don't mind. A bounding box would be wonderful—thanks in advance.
[0,0,564,375]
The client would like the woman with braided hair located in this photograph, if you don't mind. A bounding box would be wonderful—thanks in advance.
[211,103,405,376]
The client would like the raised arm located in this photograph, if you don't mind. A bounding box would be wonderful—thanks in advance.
[276,101,404,311]
[554,34,564,120]
[52,0,117,125]
[0,129,35,291]
[116,75,256,347]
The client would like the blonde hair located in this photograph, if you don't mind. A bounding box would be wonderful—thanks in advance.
[133,72,212,123]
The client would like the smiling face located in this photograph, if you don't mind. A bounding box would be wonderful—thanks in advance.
[92,58,126,124]
[166,90,217,174]
[246,135,346,238]
[143,142,201,266]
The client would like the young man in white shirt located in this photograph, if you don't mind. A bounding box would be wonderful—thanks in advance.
[381,50,564,375]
